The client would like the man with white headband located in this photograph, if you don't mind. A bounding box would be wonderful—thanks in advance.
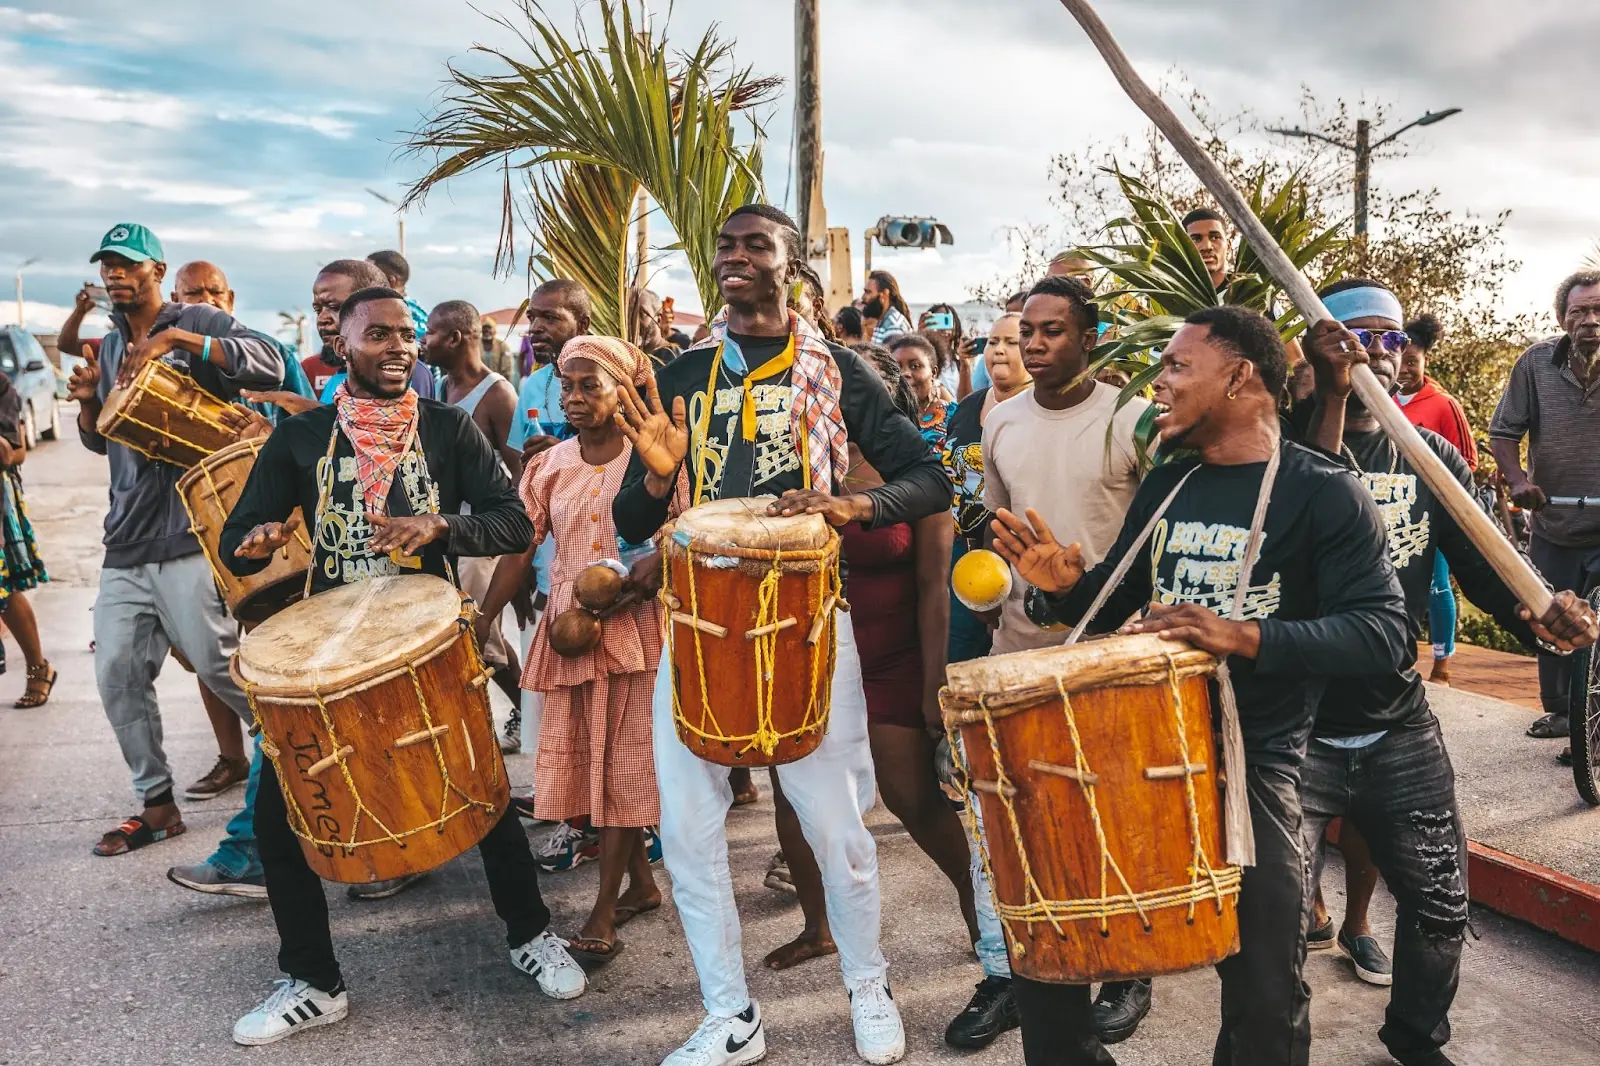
[1301,279,1596,1066]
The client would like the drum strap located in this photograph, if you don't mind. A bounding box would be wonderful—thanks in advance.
[1061,444,1283,867]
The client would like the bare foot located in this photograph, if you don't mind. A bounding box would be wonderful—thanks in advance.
[142,802,183,831]
[764,930,836,971]
[1429,656,1452,686]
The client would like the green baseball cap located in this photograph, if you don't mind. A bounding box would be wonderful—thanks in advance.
[90,223,165,265]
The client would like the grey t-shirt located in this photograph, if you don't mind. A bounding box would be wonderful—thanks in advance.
[1489,335,1600,547]
[81,302,284,568]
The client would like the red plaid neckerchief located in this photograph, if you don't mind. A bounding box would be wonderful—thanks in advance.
[333,384,419,516]
[692,309,848,493]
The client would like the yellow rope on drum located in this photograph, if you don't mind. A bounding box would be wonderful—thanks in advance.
[666,541,839,759]
[951,667,1242,958]
[1164,656,1230,919]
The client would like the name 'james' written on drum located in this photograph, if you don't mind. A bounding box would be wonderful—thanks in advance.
[287,729,341,857]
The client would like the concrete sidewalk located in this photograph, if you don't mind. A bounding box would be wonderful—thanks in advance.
[2,427,1598,1066]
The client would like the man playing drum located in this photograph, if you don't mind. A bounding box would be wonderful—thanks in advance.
[612,204,951,1066]
[991,306,1413,1065]
[218,287,586,1046]
[69,223,284,880]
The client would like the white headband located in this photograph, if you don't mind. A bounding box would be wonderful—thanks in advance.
[1322,286,1404,325]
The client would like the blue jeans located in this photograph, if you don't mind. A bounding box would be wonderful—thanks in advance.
[206,737,263,878]
[1428,550,1456,659]
[965,802,1011,979]
[948,540,995,665]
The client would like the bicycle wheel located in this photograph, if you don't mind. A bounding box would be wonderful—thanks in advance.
[1565,588,1600,806]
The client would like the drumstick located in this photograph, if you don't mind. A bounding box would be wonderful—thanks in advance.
[1054,0,1552,617]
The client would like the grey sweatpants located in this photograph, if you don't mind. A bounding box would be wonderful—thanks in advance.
[94,552,252,804]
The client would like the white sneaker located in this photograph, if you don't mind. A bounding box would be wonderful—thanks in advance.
[232,978,348,1046]
[510,930,587,1000]
[847,976,905,1064]
[660,1003,765,1066]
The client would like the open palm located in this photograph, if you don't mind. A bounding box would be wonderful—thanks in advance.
[991,508,1086,594]
[616,376,689,478]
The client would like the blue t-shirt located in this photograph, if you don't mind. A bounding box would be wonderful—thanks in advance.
[506,363,570,448]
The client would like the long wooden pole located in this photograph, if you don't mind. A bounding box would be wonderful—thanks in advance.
[794,0,823,254]
[1055,0,1551,616]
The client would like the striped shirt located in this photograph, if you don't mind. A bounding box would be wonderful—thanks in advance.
[1490,334,1600,546]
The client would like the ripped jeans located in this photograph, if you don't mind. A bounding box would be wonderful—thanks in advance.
[1301,716,1468,1062]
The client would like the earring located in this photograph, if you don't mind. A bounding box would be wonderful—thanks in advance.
[1226,389,1238,400]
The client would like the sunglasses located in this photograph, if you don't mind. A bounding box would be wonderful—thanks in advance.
[1353,329,1409,353]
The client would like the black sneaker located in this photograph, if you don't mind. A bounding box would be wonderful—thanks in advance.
[1092,979,1152,1044]
[1307,915,1336,950]
[1389,1050,1456,1066]
[944,976,1020,1050]
[1338,927,1394,986]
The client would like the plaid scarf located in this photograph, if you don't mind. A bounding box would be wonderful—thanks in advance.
[333,384,419,516]
[693,309,848,493]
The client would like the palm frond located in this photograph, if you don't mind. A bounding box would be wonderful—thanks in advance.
[527,162,638,337]
[405,0,777,320]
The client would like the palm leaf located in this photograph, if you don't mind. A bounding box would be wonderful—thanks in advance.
[527,162,638,337]
[405,0,778,320]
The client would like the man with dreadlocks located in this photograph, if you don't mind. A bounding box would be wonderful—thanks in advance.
[613,204,951,1066]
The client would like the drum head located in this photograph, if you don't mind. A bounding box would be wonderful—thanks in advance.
[672,498,831,554]
[945,632,1214,701]
[236,574,464,693]
[94,385,134,434]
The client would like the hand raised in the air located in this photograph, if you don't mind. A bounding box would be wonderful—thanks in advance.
[233,515,303,559]
[614,375,688,478]
[990,507,1085,594]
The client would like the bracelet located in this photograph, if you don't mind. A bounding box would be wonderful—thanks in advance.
[201,335,213,364]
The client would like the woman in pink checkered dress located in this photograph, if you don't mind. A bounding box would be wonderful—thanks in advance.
[517,337,681,962]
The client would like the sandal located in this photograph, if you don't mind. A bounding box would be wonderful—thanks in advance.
[614,898,661,927]
[93,814,186,857]
[567,936,626,967]
[1527,713,1570,739]
[14,661,56,708]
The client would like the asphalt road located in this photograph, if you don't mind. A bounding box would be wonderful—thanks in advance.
[2,419,1598,1065]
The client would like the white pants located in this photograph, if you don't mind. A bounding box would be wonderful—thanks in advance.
[652,612,887,1017]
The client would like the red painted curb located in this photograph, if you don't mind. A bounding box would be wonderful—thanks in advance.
[1468,840,1600,952]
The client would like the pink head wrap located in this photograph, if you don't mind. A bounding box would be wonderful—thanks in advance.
[558,335,653,388]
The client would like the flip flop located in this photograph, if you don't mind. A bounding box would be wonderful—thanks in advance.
[567,936,626,967]
[93,815,186,857]
[614,899,661,928]
[1527,713,1570,739]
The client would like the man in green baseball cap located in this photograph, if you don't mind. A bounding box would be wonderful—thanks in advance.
[90,222,166,265]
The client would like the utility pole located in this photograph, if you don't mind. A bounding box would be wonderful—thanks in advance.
[793,0,823,259]
[365,188,406,256]
[14,256,38,328]
[1268,107,1460,239]
[1353,119,1371,238]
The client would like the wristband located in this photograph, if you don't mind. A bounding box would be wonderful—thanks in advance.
[201,335,213,364]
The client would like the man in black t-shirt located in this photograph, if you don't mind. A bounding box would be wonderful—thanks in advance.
[1299,280,1595,1066]
[992,306,1412,1066]
[218,289,585,1047]
[614,205,949,1066]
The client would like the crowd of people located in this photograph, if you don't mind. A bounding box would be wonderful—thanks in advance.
[44,201,1600,1066]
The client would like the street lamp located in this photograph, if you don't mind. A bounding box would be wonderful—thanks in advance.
[14,256,39,328]
[1268,108,1462,237]
[365,187,406,256]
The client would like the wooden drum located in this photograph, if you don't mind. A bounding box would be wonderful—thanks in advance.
[179,438,311,623]
[97,359,251,468]
[232,574,509,883]
[943,634,1240,983]
[663,498,842,767]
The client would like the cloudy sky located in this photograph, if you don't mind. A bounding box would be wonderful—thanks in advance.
[2,0,1596,343]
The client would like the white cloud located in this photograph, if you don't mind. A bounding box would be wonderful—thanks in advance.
[215,107,358,139]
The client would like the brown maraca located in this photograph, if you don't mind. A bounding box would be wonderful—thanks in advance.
[548,608,603,658]
[574,562,625,612]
